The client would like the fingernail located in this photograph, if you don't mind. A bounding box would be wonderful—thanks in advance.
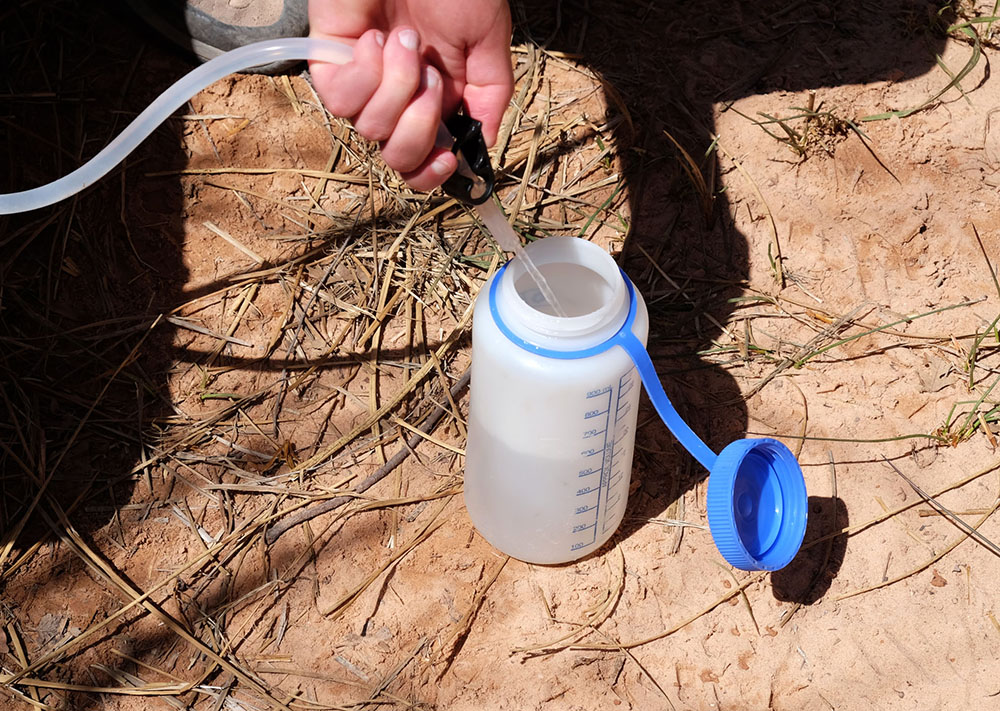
[374,31,385,47]
[432,155,453,176]
[399,29,419,51]
[424,66,439,89]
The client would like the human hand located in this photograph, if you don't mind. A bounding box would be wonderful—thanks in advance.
[308,0,514,191]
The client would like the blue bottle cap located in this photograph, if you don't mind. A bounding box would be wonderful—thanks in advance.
[705,438,808,571]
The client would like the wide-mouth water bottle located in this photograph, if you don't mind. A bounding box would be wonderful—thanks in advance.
[466,236,648,563]
[465,236,808,569]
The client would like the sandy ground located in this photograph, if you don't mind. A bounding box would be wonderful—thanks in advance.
[3,1,1000,710]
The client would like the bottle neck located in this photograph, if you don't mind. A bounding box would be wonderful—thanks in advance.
[494,236,630,353]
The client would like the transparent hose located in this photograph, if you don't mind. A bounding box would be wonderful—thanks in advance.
[0,38,355,215]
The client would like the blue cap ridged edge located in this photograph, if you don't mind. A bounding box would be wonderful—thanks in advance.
[706,438,808,571]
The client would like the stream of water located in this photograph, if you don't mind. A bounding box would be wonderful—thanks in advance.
[473,200,568,318]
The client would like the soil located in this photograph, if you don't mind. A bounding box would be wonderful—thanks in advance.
[3,1,1000,710]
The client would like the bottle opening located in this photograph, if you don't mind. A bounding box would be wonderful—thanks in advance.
[495,236,630,352]
[514,262,614,318]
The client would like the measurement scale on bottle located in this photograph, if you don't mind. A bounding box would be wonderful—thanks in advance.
[570,368,637,552]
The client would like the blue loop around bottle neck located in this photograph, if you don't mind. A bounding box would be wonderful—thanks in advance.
[488,261,637,360]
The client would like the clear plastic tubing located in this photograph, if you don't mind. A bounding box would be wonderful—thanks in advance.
[0,38,358,215]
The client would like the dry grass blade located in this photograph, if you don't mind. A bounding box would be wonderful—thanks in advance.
[4,622,41,706]
[574,572,767,651]
[862,21,983,121]
[320,496,453,618]
[508,122,545,225]
[585,628,677,711]
[743,303,870,401]
[836,501,999,601]
[712,136,785,287]
[289,251,494,476]
[989,611,1000,637]
[13,502,295,711]
[363,637,428,707]
[805,459,1000,550]
[0,316,163,573]
[882,456,1000,558]
[433,555,509,678]
[0,685,54,711]
[713,562,760,636]
[204,220,265,265]
[663,129,714,226]
[6,676,192,696]
[514,545,626,653]
[787,298,980,371]
[265,367,471,544]
[966,222,1000,388]
[390,414,465,455]
[2,494,325,685]
[494,44,541,167]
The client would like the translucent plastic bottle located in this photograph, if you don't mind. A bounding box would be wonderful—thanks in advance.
[464,236,648,564]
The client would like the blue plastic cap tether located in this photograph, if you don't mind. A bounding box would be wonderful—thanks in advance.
[706,438,808,571]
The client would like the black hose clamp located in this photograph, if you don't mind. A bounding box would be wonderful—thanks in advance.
[441,113,495,205]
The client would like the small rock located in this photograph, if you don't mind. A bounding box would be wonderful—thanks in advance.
[700,669,720,683]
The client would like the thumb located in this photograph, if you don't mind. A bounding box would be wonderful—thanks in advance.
[461,35,514,146]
